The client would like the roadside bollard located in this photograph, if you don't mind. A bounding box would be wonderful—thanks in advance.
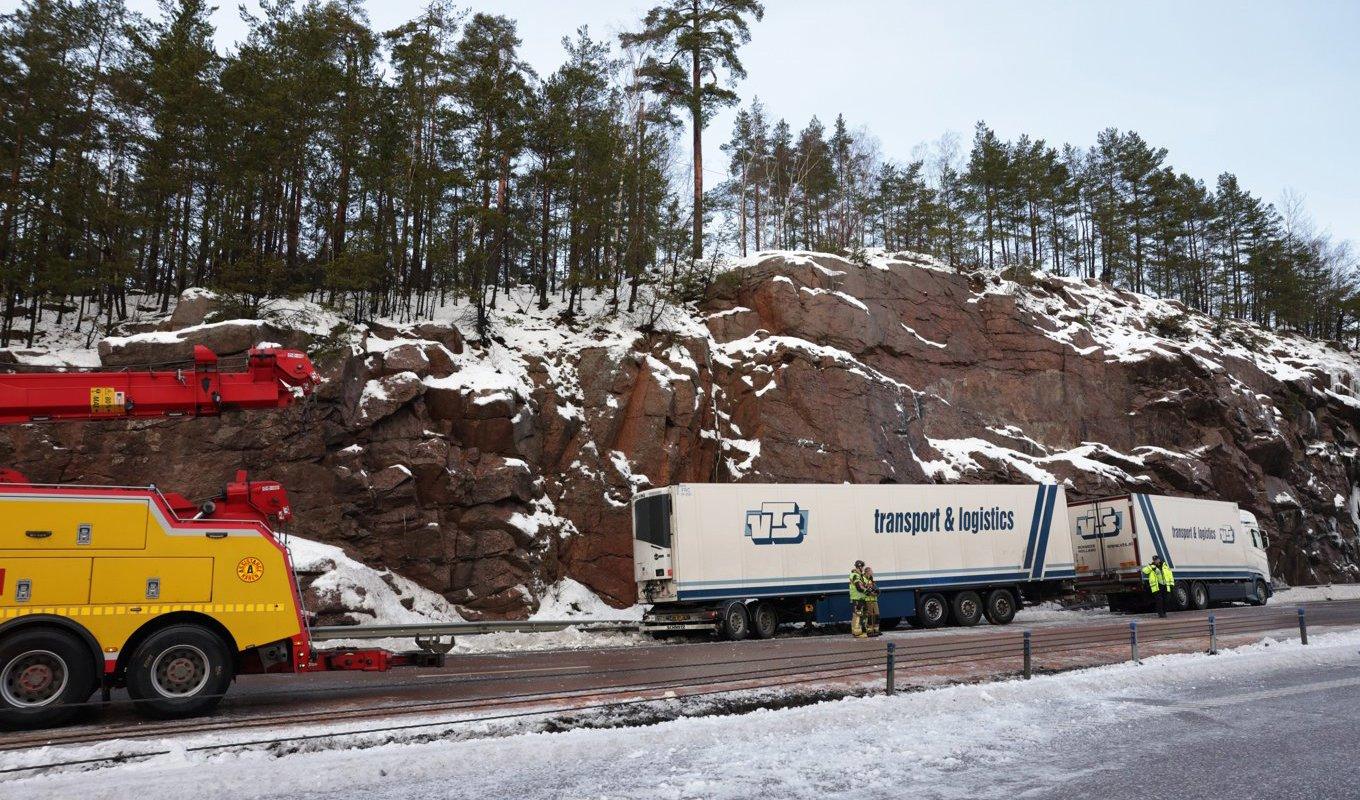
[886,642,897,695]
[1298,607,1309,645]
[1023,630,1033,679]
[1129,620,1140,663]
[1208,614,1217,655]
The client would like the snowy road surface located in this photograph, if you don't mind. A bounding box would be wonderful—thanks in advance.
[7,630,1359,800]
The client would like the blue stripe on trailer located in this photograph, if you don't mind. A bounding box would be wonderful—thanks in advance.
[677,570,1035,601]
[1030,485,1059,579]
[1171,569,1267,581]
[1137,494,1174,567]
[681,564,1025,587]
[1021,485,1046,570]
[1149,497,1172,565]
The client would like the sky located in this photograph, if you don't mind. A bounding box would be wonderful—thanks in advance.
[22,0,1360,247]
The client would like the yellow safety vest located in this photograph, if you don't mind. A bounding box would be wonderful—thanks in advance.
[849,570,866,601]
[1142,563,1174,592]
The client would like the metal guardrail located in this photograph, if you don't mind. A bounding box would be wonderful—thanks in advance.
[308,619,641,640]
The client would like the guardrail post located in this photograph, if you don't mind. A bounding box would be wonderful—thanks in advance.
[1298,607,1308,645]
[1129,620,1140,663]
[1208,614,1217,655]
[1023,630,1033,679]
[886,642,896,695]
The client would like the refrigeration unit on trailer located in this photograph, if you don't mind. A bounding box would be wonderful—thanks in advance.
[1067,493,1272,612]
[634,483,1075,639]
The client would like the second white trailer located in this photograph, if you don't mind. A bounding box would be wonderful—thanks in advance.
[1067,493,1272,611]
[634,483,1074,638]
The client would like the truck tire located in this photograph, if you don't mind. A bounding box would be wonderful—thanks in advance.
[717,601,751,641]
[983,589,1017,625]
[1190,582,1209,610]
[749,601,779,639]
[1170,584,1190,612]
[916,593,948,628]
[0,627,98,731]
[1249,578,1269,606]
[950,591,983,627]
[125,625,234,720]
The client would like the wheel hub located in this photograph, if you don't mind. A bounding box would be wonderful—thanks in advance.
[151,645,209,698]
[2,650,67,707]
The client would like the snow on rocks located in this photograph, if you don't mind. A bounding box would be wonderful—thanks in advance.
[290,534,464,626]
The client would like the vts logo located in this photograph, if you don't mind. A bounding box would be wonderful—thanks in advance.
[745,502,809,545]
[1076,508,1123,540]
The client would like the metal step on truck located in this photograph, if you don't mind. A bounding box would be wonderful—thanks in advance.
[1067,493,1273,612]
[634,483,1077,639]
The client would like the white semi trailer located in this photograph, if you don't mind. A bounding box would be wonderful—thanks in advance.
[1068,493,1272,612]
[634,485,1274,638]
[633,483,1075,639]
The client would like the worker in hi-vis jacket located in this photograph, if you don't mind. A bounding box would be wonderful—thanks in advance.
[862,566,882,637]
[849,560,868,637]
[1143,555,1175,618]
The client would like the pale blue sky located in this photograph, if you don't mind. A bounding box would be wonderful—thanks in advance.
[30,0,1360,245]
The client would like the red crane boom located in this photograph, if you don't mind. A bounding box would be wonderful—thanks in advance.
[0,345,319,424]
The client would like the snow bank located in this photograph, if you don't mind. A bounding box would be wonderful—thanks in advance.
[1273,583,1360,603]
[288,535,463,625]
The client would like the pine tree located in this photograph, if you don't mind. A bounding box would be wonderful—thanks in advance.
[621,0,764,262]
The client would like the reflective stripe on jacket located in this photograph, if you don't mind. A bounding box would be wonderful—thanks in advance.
[849,571,866,601]
[1142,563,1175,592]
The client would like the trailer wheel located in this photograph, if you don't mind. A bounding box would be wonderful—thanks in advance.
[749,602,779,639]
[1249,578,1269,606]
[126,625,233,720]
[950,592,984,626]
[0,628,98,731]
[916,593,948,628]
[717,601,751,641]
[983,589,1017,625]
[1190,582,1209,610]
[1170,584,1190,612]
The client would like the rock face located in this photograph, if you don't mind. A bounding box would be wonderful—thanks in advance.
[4,252,1359,616]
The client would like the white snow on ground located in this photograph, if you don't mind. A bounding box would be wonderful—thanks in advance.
[5,629,1358,799]
[1016,600,1113,622]
[532,577,643,621]
[1273,583,1360,603]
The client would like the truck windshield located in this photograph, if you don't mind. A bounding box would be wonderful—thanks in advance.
[633,493,672,548]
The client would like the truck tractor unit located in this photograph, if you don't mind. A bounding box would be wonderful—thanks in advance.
[1068,493,1272,612]
[0,347,444,730]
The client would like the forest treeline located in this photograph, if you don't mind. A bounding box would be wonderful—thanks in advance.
[719,109,1357,340]
[2,0,1355,350]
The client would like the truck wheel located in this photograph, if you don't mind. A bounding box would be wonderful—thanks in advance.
[126,625,234,720]
[717,601,751,641]
[950,592,984,626]
[749,602,779,639]
[0,628,98,731]
[1170,584,1190,612]
[916,593,948,628]
[1190,582,1209,610]
[983,589,1018,625]
[1249,579,1269,606]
